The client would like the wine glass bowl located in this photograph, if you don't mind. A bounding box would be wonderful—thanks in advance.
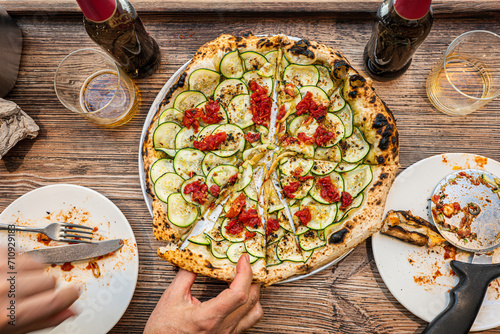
[54,48,140,127]
[426,30,500,116]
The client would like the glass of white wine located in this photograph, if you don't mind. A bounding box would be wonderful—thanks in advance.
[54,48,140,127]
[426,30,500,116]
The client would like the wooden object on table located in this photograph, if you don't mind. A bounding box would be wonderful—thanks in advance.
[0,6,499,334]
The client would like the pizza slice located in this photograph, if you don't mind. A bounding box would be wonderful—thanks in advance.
[158,190,266,282]
[380,210,446,248]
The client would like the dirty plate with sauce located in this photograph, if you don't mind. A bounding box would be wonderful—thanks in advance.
[372,153,500,332]
[0,184,138,334]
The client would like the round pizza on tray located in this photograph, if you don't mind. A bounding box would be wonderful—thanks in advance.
[142,33,399,286]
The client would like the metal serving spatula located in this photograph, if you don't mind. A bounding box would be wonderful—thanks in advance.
[0,4,22,97]
[423,169,500,334]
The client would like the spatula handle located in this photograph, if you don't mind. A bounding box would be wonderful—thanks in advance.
[422,260,500,334]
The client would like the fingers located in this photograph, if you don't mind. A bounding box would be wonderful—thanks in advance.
[17,273,56,299]
[20,308,77,334]
[168,269,197,299]
[202,254,253,317]
[16,254,44,272]
[16,286,79,327]
[234,301,264,333]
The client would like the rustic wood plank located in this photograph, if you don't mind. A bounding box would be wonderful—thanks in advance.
[2,0,500,16]
[1,11,500,334]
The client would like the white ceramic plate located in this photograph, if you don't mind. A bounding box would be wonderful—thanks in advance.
[372,153,500,331]
[0,184,139,334]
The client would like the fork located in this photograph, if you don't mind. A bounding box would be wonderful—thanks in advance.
[0,222,94,243]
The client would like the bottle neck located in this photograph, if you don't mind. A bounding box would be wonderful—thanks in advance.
[393,0,431,20]
[76,0,117,22]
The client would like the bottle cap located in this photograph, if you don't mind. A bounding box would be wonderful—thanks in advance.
[76,0,117,22]
[394,0,432,20]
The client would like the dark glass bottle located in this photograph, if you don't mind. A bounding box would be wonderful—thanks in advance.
[363,0,433,81]
[76,0,161,79]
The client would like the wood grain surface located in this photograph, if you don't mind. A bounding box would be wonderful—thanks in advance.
[2,0,500,16]
[1,9,500,334]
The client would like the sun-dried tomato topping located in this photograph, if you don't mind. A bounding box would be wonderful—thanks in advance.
[249,81,272,127]
[183,180,209,205]
[339,191,353,210]
[295,91,327,121]
[297,132,315,145]
[317,176,341,203]
[292,167,304,178]
[283,181,300,198]
[182,108,204,132]
[285,83,296,97]
[245,231,256,240]
[193,132,227,151]
[299,175,314,181]
[266,218,280,236]
[226,193,247,218]
[224,219,245,236]
[244,132,261,143]
[209,184,221,197]
[431,194,441,204]
[239,208,261,228]
[453,202,461,212]
[282,135,299,146]
[201,100,223,124]
[295,207,312,226]
[277,105,287,120]
[314,125,335,147]
[228,173,239,185]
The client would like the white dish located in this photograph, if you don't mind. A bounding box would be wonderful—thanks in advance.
[0,184,139,334]
[372,153,500,332]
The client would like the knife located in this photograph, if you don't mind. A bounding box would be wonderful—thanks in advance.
[0,4,23,97]
[23,239,124,264]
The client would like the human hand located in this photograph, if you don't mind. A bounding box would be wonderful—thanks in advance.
[0,250,80,334]
[145,254,263,334]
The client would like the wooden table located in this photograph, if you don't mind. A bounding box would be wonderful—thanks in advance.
[1,1,499,333]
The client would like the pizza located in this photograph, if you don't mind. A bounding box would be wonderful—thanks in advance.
[142,33,399,285]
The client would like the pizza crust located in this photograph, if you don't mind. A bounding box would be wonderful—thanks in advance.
[158,243,267,283]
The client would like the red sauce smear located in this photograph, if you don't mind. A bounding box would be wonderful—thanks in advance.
[209,184,221,197]
[339,191,353,210]
[266,218,280,236]
[61,262,74,271]
[249,81,272,127]
[226,193,247,218]
[296,91,327,121]
[183,180,209,205]
[318,176,341,203]
[314,125,335,146]
[295,207,312,226]
[297,132,314,145]
[193,132,227,151]
[292,166,304,178]
[444,244,457,260]
[283,181,300,198]
[244,132,261,143]
[299,175,313,181]
[36,233,51,246]
[282,135,299,146]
